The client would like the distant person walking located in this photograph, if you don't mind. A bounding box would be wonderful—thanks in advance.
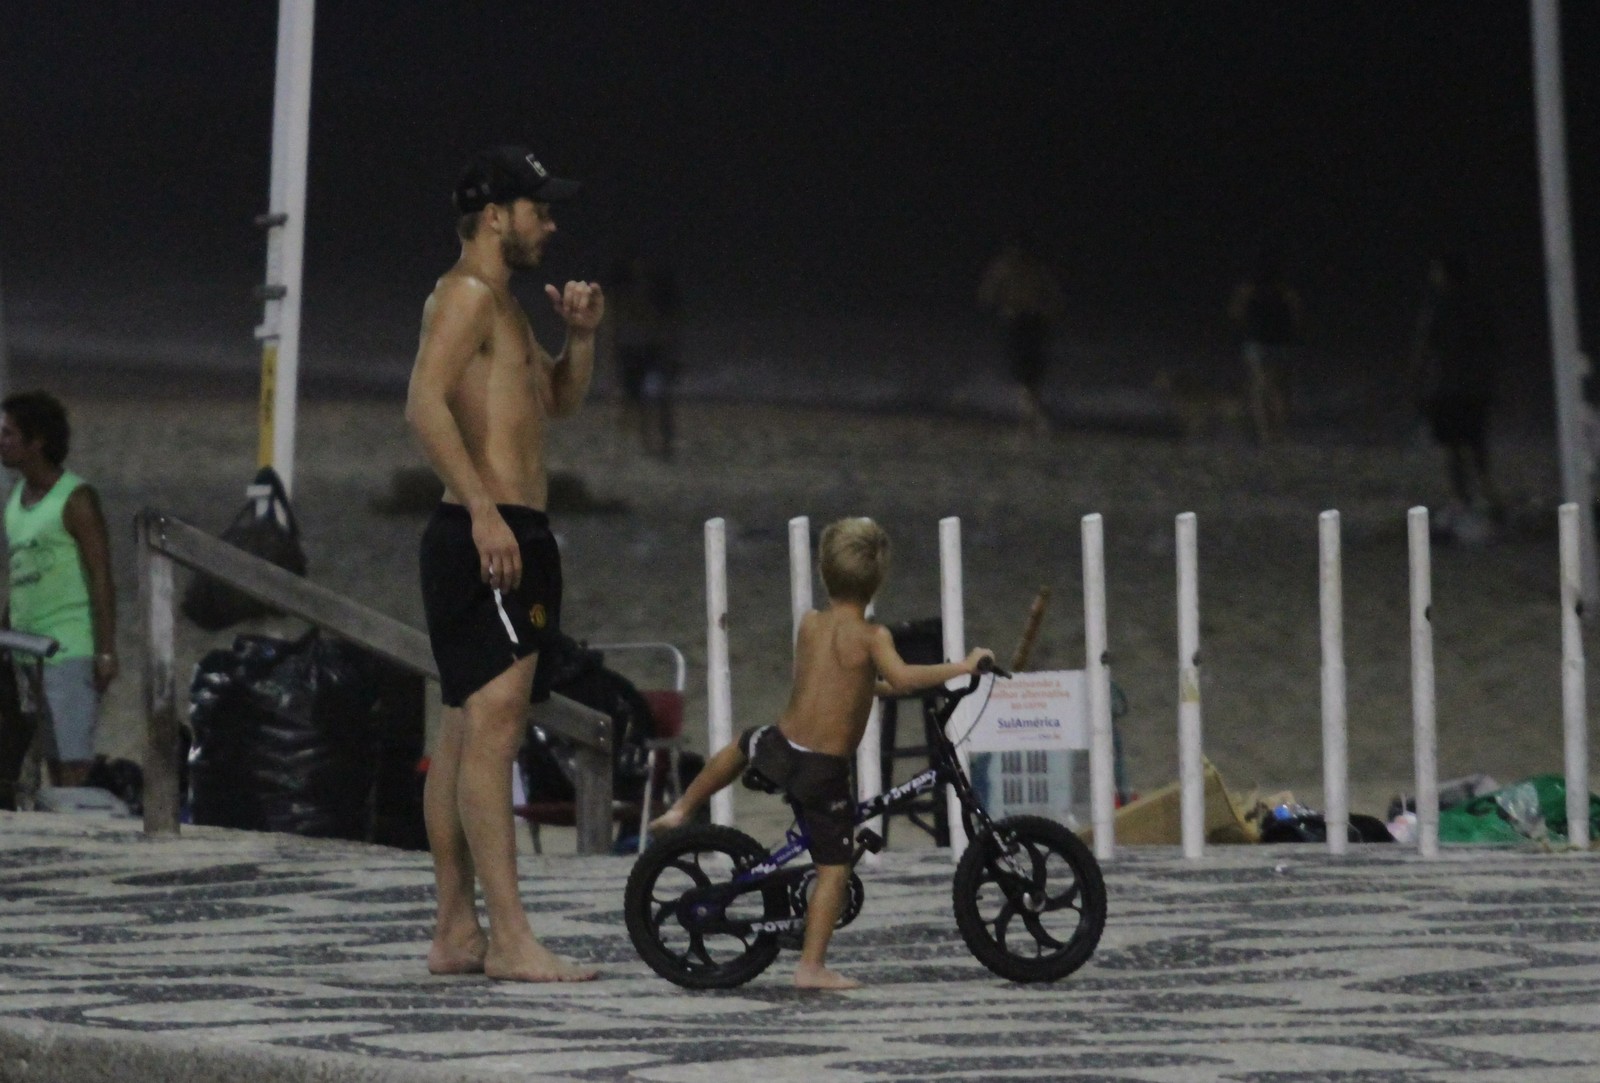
[979,236,1065,433]
[1410,254,1503,524]
[0,391,118,795]
[1228,248,1302,444]
[406,144,603,983]
[605,251,681,459]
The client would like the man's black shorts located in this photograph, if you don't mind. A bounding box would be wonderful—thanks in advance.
[419,503,562,708]
[740,725,854,865]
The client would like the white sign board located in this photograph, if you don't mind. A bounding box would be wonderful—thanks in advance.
[968,670,1088,752]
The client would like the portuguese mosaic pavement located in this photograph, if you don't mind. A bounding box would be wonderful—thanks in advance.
[2,814,1599,1081]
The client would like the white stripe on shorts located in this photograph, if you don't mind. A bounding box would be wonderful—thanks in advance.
[492,588,520,645]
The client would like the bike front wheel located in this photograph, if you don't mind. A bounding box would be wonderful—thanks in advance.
[624,824,790,989]
[953,815,1106,983]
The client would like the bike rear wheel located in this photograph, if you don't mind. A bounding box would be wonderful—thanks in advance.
[625,824,790,989]
[953,815,1105,982]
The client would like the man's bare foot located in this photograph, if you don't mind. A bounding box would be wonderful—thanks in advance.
[484,936,598,983]
[793,962,860,991]
[648,806,687,833]
[427,928,487,975]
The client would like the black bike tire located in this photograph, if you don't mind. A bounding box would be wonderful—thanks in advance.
[952,814,1106,983]
[624,824,790,989]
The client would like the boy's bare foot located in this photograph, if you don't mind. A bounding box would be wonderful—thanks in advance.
[793,962,860,991]
[427,928,488,975]
[648,806,687,833]
[484,936,598,983]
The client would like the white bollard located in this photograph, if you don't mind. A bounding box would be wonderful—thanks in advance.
[1176,513,1204,860]
[1560,503,1590,850]
[1320,510,1350,856]
[939,517,971,861]
[1407,507,1439,858]
[705,518,735,827]
[1083,513,1116,861]
[858,602,885,866]
[788,516,811,646]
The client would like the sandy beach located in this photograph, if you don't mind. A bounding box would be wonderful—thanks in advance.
[54,390,1598,838]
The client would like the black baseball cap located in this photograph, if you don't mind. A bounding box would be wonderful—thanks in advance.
[453,145,581,213]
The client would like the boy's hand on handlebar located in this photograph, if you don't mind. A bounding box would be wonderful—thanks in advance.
[965,649,1013,679]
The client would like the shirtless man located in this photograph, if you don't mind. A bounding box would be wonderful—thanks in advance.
[406,145,603,983]
[649,517,992,989]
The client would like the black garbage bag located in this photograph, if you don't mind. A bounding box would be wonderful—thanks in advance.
[1259,805,1395,844]
[181,467,309,631]
[520,632,700,805]
[368,670,429,851]
[188,630,399,840]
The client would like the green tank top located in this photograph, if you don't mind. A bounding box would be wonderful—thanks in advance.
[5,471,93,662]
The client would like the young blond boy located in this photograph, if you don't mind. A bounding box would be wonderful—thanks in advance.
[650,517,991,990]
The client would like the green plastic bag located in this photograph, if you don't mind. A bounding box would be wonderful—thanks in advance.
[1436,775,1600,845]
[1437,797,1525,844]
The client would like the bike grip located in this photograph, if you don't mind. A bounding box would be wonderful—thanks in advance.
[976,656,1012,679]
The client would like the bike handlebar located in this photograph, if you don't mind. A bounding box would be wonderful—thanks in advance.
[948,657,1010,699]
[977,657,1012,680]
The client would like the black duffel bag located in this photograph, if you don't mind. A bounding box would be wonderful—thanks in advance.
[521,633,700,806]
[182,467,309,631]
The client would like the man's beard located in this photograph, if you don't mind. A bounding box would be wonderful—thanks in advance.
[501,233,542,270]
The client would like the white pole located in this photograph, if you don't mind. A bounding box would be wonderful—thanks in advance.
[1533,0,1599,610]
[705,518,734,827]
[1408,507,1439,858]
[254,0,315,495]
[1320,510,1350,856]
[1083,513,1116,861]
[1559,502,1590,849]
[939,517,970,861]
[788,516,812,645]
[858,599,885,866]
[1175,513,1204,860]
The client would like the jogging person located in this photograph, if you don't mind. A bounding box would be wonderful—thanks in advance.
[407,144,603,983]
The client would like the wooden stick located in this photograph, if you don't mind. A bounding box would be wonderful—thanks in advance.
[1010,586,1052,671]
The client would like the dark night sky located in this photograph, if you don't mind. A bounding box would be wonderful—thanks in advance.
[2,2,1595,421]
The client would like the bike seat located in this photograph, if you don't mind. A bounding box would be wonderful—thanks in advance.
[741,766,782,794]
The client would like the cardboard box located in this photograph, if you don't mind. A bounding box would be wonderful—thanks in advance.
[1082,759,1259,847]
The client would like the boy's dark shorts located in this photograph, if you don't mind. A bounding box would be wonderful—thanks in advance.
[740,725,854,865]
[420,503,563,708]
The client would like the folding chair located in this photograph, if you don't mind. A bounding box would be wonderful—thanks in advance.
[595,642,686,852]
[512,640,686,854]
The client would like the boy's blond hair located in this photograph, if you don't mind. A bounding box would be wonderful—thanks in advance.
[818,517,890,605]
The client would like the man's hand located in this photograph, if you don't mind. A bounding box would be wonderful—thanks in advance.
[472,506,522,591]
[545,281,605,335]
[963,648,995,674]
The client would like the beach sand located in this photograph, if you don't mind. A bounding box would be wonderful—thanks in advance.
[59,392,1599,844]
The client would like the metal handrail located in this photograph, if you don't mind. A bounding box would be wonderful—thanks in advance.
[134,507,614,853]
